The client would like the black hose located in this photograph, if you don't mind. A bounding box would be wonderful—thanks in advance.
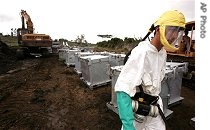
[123,24,155,64]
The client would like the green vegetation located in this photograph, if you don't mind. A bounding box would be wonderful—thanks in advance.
[0,35,18,46]
[95,37,141,53]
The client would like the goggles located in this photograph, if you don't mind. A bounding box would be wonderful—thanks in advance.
[160,25,185,51]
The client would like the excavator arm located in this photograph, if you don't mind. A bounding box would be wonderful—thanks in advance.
[20,10,34,34]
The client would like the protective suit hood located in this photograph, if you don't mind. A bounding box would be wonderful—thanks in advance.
[154,10,186,51]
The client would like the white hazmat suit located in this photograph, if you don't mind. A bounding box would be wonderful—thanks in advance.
[115,10,186,130]
[115,41,167,130]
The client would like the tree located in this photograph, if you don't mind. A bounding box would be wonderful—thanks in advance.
[75,34,87,44]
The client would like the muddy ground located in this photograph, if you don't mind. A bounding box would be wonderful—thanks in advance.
[0,52,195,130]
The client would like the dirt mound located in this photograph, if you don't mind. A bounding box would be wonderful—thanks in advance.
[0,41,9,53]
[0,40,17,74]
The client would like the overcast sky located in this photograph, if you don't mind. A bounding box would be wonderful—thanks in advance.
[0,0,195,43]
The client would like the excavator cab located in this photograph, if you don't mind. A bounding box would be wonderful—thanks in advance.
[17,28,28,44]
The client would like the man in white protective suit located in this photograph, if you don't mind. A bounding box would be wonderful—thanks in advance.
[115,10,186,130]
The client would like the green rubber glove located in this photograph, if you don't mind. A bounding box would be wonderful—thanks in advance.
[116,91,135,130]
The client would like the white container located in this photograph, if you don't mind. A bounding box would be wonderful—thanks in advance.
[107,65,173,119]
[162,62,188,106]
[108,53,126,67]
[58,48,69,61]
[110,65,124,107]
[52,41,61,53]
[80,55,111,89]
[159,69,174,119]
[74,52,95,75]
[65,49,81,66]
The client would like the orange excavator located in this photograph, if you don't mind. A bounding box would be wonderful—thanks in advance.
[16,10,52,58]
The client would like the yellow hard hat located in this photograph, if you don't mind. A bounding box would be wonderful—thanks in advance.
[154,10,186,51]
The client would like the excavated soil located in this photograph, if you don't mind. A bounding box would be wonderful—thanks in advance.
[0,53,195,130]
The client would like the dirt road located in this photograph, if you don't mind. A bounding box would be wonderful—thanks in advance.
[0,54,194,130]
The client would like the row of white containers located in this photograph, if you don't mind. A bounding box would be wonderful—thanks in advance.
[58,48,126,89]
[106,62,188,120]
[58,48,188,120]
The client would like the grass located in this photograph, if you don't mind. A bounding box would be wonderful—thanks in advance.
[0,35,18,46]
